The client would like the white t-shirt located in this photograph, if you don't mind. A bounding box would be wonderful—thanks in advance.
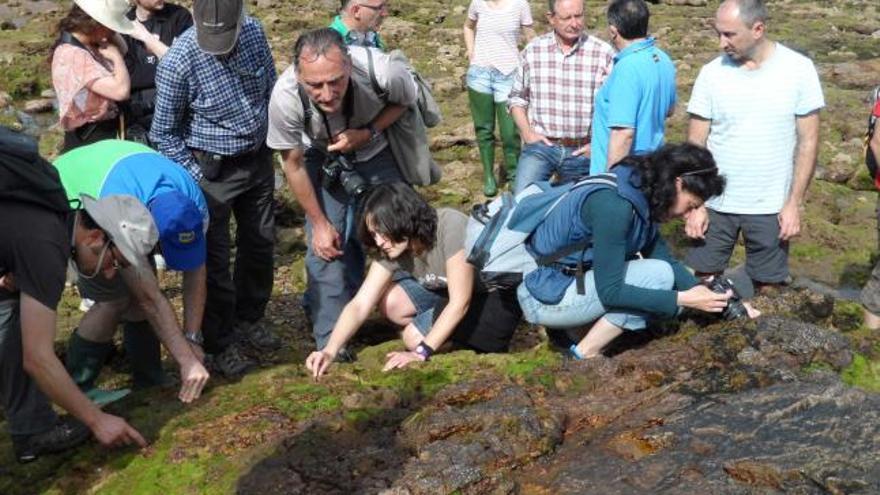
[687,43,825,214]
[468,0,533,75]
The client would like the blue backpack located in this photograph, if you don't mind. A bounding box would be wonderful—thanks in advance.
[464,174,621,291]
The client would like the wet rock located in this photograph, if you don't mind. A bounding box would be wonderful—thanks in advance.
[800,291,836,321]
[393,380,564,494]
[23,98,53,113]
[752,316,852,370]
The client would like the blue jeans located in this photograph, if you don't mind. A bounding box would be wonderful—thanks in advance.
[304,146,404,350]
[393,273,443,335]
[466,65,516,103]
[517,259,675,330]
[513,141,591,194]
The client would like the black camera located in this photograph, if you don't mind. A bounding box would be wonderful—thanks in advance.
[705,276,748,320]
[322,153,368,198]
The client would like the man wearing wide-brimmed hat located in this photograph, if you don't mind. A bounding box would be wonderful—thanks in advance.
[150,0,279,377]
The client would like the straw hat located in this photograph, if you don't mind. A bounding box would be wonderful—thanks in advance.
[73,0,136,35]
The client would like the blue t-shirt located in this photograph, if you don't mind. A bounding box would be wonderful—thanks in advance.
[590,38,676,174]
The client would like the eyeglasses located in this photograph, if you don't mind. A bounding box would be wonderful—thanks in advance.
[358,1,387,11]
[679,167,717,177]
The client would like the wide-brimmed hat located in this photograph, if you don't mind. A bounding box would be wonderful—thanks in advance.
[193,0,244,55]
[74,0,136,35]
[81,194,158,270]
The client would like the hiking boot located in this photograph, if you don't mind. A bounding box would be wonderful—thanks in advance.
[12,416,91,464]
[235,319,281,352]
[206,342,256,378]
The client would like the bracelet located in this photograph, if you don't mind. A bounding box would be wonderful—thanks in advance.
[366,122,380,141]
[414,341,434,361]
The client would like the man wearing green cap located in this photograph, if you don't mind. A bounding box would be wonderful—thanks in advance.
[53,139,211,404]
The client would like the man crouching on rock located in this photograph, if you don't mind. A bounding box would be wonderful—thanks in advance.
[0,127,151,462]
[53,140,210,406]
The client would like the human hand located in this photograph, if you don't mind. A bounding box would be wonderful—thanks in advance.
[524,130,552,146]
[777,201,801,241]
[305,350,334,379]
[311,220,342,261]
[382,351,425,371]
[678,284,731,313]
[97,41,124,62]
[91,412,148,448]
[572,143,591,157]
[129,20,154,43]
[684,205,710,239]
[177,359,209,403]
[327,128,372,154]
[0,273,16,292]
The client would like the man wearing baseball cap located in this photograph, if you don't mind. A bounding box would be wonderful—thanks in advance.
[54,140,210,405]
[150,0,280,376]
[1,127,151,461]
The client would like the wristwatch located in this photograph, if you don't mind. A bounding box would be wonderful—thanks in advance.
[184,330,204,346]
[414,342,434,361]
[366,122,380,141]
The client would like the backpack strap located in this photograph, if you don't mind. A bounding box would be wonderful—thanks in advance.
[296,83,313,139]
[365,48,388,101]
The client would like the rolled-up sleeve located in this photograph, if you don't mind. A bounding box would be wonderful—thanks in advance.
[507,49,530,110]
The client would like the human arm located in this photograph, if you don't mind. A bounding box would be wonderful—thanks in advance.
[120,264,208,403]
[149,57,201,179]
[279,148,342,261]
[605,127,635,168]
[181,265,206,362]
[778,111,820,241]
[684,115,712,239]
[522,25,537,43]
[305,262,394,378]
[463,17,476,62]
[88,42,131,101]
[20,293,147,448]
[129,20,170,59]
[383,250,473,371]
[872,113,880,163]
[326,103,407,154]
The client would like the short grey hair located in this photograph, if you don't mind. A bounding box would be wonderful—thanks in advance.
[293,28,350,69]
[730,0,768,27]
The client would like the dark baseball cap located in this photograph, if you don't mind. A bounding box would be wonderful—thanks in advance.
[193,0,244,55]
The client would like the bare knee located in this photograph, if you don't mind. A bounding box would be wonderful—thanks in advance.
[379,284,417,326]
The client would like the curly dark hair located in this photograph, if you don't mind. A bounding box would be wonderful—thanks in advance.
[622,143,726,221]
[48,5,106,63]
[358,183,438,256]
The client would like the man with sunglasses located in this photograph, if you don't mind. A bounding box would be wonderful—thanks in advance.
[1,128,150,461]
[54,140,211,407]
[330,0,389,50]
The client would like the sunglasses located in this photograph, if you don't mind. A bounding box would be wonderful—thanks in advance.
[679,167,717,178]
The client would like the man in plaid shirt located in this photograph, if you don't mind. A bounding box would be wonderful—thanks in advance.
[508,0,614,193]
[150,0,279,376]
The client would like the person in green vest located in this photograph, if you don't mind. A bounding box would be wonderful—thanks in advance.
[329,0,388,49]
[54,139,210,404]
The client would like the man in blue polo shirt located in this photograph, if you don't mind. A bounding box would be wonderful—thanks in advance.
[590,0,676,174]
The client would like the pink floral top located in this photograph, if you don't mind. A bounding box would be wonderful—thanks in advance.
[51,44,118,131]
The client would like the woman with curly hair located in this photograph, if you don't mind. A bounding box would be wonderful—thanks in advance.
[517,143,755,359]
[50,4,131,151]
[306,183,522,377]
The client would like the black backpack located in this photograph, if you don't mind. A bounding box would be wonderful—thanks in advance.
[0,126,71,213]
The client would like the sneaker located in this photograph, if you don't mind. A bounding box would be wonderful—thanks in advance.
[12,416,91,463]
[235,319,281,352]
[206,342,256,378]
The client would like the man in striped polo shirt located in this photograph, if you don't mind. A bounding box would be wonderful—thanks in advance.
[685,0,824,291]
[508,0,615,194]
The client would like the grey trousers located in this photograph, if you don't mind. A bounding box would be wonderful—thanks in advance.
[303,146,403,349]
[198,146,276,353]
[0,299,57,436]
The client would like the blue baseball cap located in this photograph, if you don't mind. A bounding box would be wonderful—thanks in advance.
[149,191,206,271]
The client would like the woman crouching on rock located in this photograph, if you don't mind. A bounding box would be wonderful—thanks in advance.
[306,183,522,378]
[518,143,758,360]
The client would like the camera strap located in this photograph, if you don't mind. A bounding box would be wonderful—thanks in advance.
[315,80,356,148]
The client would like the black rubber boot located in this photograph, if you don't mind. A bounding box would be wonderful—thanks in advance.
[123,321,167,389]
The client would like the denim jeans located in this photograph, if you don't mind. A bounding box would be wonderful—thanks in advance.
[513,141,591,194]
[304,146,404,349]
[0,299,57,436]
[466,65,516,103]
[393,273,443,335]
[517,259,675,330]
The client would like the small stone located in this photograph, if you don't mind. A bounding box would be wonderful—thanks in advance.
[0,20,16,30]
[23,98,54,114]
[40,88,56,99]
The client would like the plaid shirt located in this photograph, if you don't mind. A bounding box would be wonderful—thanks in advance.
[150,16,277,181]
[508,32,614,139]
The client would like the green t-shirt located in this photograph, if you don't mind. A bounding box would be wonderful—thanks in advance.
[329,15,386,50]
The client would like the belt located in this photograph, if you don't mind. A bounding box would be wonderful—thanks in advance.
[547,136,590,148]
[192,144,266,163]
